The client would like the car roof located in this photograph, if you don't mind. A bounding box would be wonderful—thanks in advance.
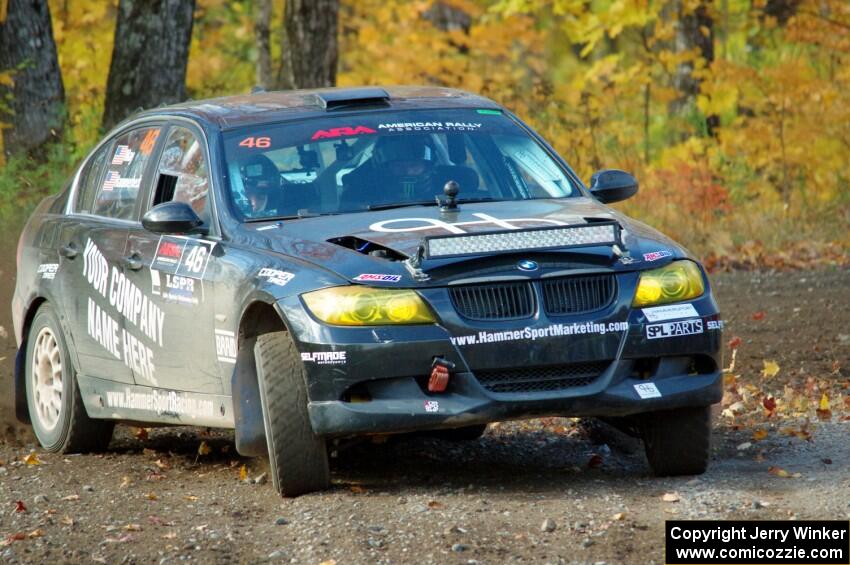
[133,86,503,131]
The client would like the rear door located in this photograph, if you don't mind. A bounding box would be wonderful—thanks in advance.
[56,125,163,384]
[122,122,222,393]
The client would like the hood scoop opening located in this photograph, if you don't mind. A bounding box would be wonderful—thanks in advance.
[327,236,408,261]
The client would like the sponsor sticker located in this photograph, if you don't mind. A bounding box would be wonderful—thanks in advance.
[643,250,672,262]
[151,269,200,306]
[37,263,58,280]
[377,122,482,132]
[424,400,440,413]
[311,126,376,141]
[258,268,295,287]
[104,386,215,419]
[450,321,629,347]
[707,320,724,331]
[214,329,237,363]
[634,382,662,399]
[301,351,347,365]
[642,303,699,322]
[646,319,704,340]
[151,236,215,280]
[352,273,402,282]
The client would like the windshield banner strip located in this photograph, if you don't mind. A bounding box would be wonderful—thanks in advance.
[424,222,620,259]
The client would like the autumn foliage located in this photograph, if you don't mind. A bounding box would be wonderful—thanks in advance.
[0,0,848,263]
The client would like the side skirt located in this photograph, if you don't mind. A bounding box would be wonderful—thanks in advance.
[76,375,235,429]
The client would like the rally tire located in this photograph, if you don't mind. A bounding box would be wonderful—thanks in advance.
[432,424,488,441]
[640,406,711,476]
[255,331,330,497]
[24,304,114,453]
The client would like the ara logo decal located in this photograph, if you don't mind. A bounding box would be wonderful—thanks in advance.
[310,126,376,141]
[370,212,569,235]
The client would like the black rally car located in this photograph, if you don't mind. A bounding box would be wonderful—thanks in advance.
[13,86,723,496]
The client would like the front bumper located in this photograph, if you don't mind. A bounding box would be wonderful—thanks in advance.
[278,273,724,438]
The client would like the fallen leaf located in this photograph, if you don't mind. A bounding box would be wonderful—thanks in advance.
[816,393,832,421]
[427,500,444,509]
[0,533,26,547]
[162,532,177,539]
[821,458,832,465]
[146,493,158,501]
[27,528,44,539]
[146,472,166,481]
[737,442,752,451]
[612,512,626,521]
[184,495,198,502]
[661,492,680,502]
[142,448,157,457]
[60,516,74,526]
[154,459,170,470]
[239,465,248,482]
[752,429,768,441]
[120,476,132,488]
[23,452,41,466]
[762,360,780,379]
[663,507,679,514]
[349,485,366,494]
[124,524,142,532]
[133,428,149,441]
[768,466,801,478]
[197,441,211,456]
[319,560,337,565]
[752,311,766,321]
[13,500,27,513]
[61,494,80,501]
[727,336,742,349]
[762,396,777,415]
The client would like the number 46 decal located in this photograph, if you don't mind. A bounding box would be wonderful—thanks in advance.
[239,136,271,148]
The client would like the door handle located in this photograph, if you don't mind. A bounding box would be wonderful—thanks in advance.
[123,253,143,271]
[59,243,78,259]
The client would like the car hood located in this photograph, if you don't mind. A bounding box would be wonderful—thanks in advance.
[236,197,690,286]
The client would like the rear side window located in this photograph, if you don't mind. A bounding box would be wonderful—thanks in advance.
[74,144,109,214]
[92,126,161,220]
[153,126,211,225]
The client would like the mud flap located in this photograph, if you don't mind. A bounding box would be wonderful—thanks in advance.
[14,346,30,424]
[232,336,267,456]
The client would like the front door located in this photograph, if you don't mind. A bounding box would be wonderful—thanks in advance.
[122,124,221,393]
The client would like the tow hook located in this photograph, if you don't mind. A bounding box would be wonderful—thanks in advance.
[428,357,455,393]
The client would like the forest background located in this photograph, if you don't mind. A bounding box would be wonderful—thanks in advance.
[0,0,848,268]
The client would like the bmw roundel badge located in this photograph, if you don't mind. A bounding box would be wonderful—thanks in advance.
[517,259,538,272]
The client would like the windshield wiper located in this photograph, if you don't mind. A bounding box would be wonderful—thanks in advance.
[368,200,439,211]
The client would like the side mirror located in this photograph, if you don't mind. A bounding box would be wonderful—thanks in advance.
[589,169,638,204]
[142,201,203,234]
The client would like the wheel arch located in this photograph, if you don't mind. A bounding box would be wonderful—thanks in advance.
[14,296,49,425]
[232,298,290,456]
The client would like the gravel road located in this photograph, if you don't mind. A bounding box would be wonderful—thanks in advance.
[0,268,848,564]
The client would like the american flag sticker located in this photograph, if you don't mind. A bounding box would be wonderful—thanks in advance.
[102,170,120,191]
[111,144,135,165]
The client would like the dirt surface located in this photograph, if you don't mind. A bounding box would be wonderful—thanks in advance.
[1,247,849,562]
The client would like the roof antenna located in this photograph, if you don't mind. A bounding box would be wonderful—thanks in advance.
[440,180,459,212]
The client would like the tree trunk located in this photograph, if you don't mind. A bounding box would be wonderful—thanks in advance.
[254,0,273,90]
[277,0,338,90]
[671,0,718,136]
[102,0,196,131]
[0,0,66,158]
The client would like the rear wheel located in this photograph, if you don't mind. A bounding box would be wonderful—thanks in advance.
[640,406,711,476]
[24,304,114,453]
[255,331,330,497]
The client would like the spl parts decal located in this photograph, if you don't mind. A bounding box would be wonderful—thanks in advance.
[646,319,704,340]
[634,382,662,399]
[150,270,201,306]
[257,268,294,287]
[643,250,672,262]
[214,329,237,364]
[370,212,574,235]
[424,400,440,413]
[353,273,402,282]
[301,351,347,365]
[642,303,699,322]
[37,263,58,280]
[151,236,216,279]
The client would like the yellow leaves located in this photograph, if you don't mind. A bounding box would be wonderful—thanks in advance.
[239,465,248,482]
[23,453,41,466]
[762,360,780,379]
[816,393,832,421]
[752,429,768,441]
[197,441,211,456]
[768,466,801,479]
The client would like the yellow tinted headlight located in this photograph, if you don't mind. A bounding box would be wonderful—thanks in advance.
[302,286,436,326]
[632,260,705,307]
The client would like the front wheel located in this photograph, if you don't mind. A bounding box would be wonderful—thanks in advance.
[24,303,114,453]
[255,331,330,497]
[640,406,711,476]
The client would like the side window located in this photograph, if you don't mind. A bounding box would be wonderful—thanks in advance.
[74,144,109,214]
[92,126,161,220]
[154,126,210,225]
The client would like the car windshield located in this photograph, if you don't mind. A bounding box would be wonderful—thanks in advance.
[222,108,578,220]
